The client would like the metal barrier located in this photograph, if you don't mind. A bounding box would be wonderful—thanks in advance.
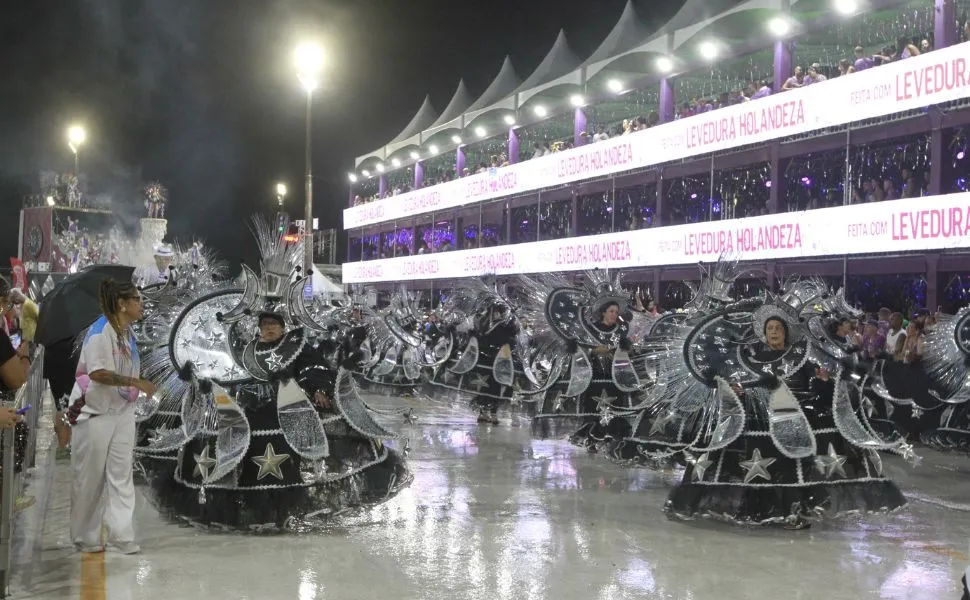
[0,348,46,598]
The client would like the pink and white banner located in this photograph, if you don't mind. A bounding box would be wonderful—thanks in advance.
[342,192,970,283]
[345,41,970,230]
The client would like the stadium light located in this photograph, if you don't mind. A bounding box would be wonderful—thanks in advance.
[767,16,790,36]
[834,0,857,14]
[67,124,86,174]
[607,79,623,93]
[375,163,385,173]
[348,173,358,183]
[699,41,719,60]
[409,150,420,160]
[294,42,324,92]
[474,126,487,138]
[391,158,401,167]
[503,114,516,126]
[451,135,462,144]
[656,56,673,73]
[569,94,585,107]
[275,182,287,208]
[294,41,323,274]
[362,169,371,177]
[533,105,547,117]
[46,195,55,207]
[429,144,439,155]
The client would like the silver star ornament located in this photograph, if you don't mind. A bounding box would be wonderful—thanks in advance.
[251,443,291,481]
[739,448,776,483]
[814,443,848,479]
[193,445,218,479]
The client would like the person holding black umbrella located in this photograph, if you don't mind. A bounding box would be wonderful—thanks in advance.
[67,279,155,555]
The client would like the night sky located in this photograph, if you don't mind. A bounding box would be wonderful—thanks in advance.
[0,0,687,269]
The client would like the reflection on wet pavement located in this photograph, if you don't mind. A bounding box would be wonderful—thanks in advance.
[10,394,970,599]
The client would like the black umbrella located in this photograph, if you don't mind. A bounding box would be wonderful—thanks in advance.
[34,265,136,346]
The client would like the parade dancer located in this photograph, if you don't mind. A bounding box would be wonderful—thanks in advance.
[135,218,411,531]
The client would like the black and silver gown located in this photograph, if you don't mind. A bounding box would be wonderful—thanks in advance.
[663,343,908,525]
[428,318,529,415]
[137,314,412,532]
[530,322,639,449]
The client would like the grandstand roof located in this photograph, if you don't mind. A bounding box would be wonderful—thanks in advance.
[355,0,908,167]
[467,56,521,112]
[389,95,438,143]
[582,0,654,66]
[658,0,751,39]
[512,30,581,94]
[429,80,473,128]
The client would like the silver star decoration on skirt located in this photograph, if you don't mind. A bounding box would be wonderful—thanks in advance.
[148,425,172,445]
[649,410,676,435]
[739,448,776,483]
[193,445,217,479]
[900,443,921,467]
[392,371,405,383]
[814,443,848,479]
[594,389,617,410]
[251,443,291,481]
[687,452,713,482]
[469,373,489,391]
[403,409,416,424]
[265,351,285,371]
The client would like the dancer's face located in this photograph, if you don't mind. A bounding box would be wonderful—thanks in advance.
[765,319,787,350]
[601,305,619,326]
[259,319,284,343]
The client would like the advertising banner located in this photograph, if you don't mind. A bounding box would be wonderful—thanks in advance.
[342,192,970,283]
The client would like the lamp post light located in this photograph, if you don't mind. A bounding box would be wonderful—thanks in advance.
[67,125,86,174]
[295,42,323,274]
[275,182,287,208]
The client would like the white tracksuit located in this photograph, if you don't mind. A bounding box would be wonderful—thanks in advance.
[67,316,140,547]
[70,408,136,546]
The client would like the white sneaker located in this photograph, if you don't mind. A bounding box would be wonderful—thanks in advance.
[76,544,104,554]
[109,542,141,555]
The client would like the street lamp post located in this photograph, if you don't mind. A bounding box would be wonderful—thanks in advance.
[275,182,287,209]
[295,42,323,275]
[67,125,86,174]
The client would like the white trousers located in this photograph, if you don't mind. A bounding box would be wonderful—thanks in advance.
[70,410,136,547]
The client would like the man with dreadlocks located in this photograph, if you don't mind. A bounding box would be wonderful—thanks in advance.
[67,279,156,554]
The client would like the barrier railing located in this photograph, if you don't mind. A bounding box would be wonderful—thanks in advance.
[0,348,46,598]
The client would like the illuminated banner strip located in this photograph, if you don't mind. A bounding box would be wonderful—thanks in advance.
[344,41,970,230]
[342,192,970,283]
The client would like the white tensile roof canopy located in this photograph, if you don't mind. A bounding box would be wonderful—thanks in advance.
[355,0,892,168]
